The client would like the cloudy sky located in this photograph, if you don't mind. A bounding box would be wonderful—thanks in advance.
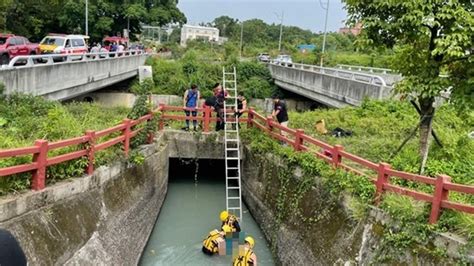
[177,0,348,33]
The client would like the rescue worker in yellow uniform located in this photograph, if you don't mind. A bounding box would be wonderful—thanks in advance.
[202,225,232,256]
[233,236,257,266]
[220,210,241,233]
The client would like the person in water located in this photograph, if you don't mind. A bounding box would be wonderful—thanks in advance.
[220,210,241,233]
[233,236,257,266]
[202,225,232,256]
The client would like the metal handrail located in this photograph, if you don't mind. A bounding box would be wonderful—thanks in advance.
[270,61,388,87]
[2,50,146,69]
[335,64,395,74]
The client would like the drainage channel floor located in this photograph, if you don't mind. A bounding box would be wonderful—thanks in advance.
[140,175,275,266]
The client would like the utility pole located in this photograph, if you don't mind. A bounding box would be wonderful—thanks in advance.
[275,11,284,52]
[320,0,329,67]
[85,0,89,36]
[239,21,244,60]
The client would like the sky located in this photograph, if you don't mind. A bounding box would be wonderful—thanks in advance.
[177,0,348,33]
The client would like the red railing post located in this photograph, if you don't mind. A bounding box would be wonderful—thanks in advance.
[123,118,132,157]
[266,116,274,133]
[294,129,304,151]
[147,111,155,144]
[429,174,451,224]
[332,144,344,167]
[375,163,391,205]
[31,139,48,191]
[158,103,165,130]
[204,106,211,133]
[85,130,95,175]
[247,108,254,128]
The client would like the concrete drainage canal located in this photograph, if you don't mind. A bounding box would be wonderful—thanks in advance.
[140,158,275,265]
[1,131,471,265]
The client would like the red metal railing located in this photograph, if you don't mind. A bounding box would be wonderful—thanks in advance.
[0,105,472,224]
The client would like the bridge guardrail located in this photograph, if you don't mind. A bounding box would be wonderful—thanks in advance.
[0,105,472,224]
[335,64,396,74]
[1,50,146,69]
[269,61,388,87]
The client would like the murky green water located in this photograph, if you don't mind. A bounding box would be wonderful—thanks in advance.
[140,160,275,266]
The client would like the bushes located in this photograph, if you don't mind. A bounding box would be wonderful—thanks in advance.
[241,111,473,246]
[0,94,130,195]
[147,54,277,99]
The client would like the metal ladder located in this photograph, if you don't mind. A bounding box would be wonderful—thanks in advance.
[222,66,243,222]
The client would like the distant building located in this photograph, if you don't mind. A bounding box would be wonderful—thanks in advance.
[180,24,220,47]
[338,23,362,36]
[297,44,316,53]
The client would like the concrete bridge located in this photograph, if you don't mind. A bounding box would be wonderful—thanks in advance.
[0,51,148,101]
[268,62,395,108]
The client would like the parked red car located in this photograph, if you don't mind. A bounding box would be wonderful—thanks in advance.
[102,36,129,51]
[0,34,40,65]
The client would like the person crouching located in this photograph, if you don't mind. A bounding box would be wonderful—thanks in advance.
[202,225,232,256]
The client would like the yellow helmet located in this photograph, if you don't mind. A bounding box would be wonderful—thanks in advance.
[220,210,229,221]
[222,224,232,233]
[245,236,255,248]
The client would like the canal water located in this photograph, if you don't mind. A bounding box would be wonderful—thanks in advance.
[140,159,275,266]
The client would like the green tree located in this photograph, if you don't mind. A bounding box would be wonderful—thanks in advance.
[343,0,473,172]
[4,0,186,41]
[211,16,239,37]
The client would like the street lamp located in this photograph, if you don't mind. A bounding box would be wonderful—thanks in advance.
[274,11,284,52]
[320,0,329,67]
[239,21,244,60]
[85,0,89,36]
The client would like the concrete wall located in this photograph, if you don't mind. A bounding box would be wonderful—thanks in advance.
[164,130,226,159]
[241,147,364,265]
[0,54,147,101]
[269,64,393,108]
[0,133,169,265]
[78,93,183,108]
[240,144,473,265]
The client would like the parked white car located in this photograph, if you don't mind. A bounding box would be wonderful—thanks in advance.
[273,54,293,67]
[257,53,271,62]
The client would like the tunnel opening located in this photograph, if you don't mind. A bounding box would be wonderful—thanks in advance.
[139,158,275,265]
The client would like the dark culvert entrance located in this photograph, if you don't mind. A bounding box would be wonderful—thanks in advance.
[140,159,275,265]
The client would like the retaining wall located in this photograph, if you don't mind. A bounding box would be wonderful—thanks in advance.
[241,145,474,265]
[0,134,169,265]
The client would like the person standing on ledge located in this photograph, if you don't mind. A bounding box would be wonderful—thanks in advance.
[183,84,200,131]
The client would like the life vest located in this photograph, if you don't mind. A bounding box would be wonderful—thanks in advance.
[202,230,221,255]
[233,248,254,266]
[222,215,241,232]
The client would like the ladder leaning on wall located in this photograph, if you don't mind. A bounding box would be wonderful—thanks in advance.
[222,66,243,222]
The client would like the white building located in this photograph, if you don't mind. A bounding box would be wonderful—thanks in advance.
[180,24,220,46]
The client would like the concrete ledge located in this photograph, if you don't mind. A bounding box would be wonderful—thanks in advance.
[164,130,228,159]
[0,135,169,265]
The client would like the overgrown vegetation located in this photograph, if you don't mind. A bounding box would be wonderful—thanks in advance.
[289,100,473,188]
[0,94,130,195]
[241,124,473,261]
[146,49,278,99]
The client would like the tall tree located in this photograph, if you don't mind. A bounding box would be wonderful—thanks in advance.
[4,0,186,41]
[211,16,238,37]
[343,0,473,172]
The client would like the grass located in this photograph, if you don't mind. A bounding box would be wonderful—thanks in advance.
[0,94,131,195]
